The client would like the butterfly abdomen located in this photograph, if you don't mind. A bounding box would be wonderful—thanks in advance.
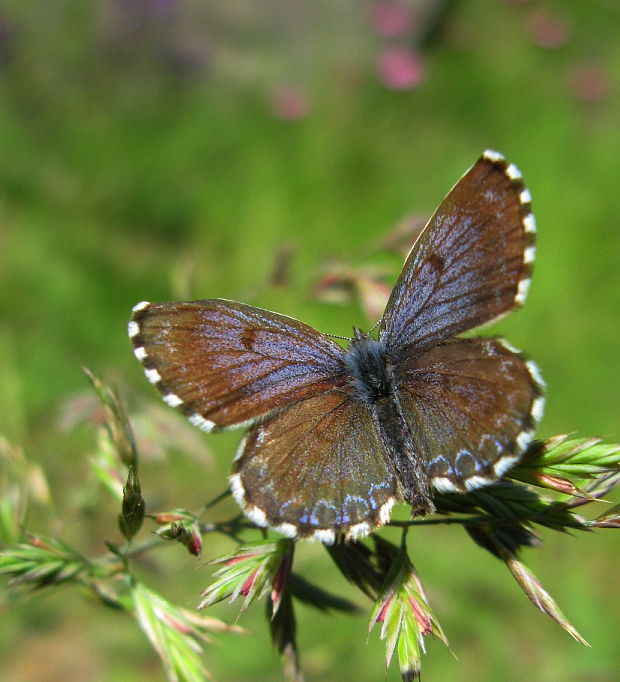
[372,396,435,515]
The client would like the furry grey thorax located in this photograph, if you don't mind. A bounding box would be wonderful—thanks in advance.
[344,329,394,404]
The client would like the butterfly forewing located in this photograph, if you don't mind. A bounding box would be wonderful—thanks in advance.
[381,151,535,355]
[395,337,545,492]
[231,391,399,543]
[129,299,346,430]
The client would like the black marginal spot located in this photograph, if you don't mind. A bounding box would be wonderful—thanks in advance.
[485,156,507,171]
[522,413,536,432]
[156,379,171,395]
[141,356,156,370]
[131,307,150,324]
[519,207,533,222]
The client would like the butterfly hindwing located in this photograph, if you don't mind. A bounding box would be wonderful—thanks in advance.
[394,337,545,492]
[231,391,399,542]
[381,151,536,355]
[129,299,346,430]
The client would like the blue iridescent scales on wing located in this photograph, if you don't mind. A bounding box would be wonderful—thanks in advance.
[129,150,544,544]
[381,150,535,354]
[131,298,346,429]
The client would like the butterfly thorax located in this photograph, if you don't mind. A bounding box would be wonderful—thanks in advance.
[344,330,394,405]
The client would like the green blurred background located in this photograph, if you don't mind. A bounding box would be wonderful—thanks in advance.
[1,1,619,680]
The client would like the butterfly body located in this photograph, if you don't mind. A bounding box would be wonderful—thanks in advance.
[129,150,545,544]
[343,330,435,513]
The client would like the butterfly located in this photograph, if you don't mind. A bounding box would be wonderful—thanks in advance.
[128,150,545,544]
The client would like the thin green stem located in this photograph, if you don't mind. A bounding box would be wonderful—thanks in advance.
[125,538,169,558]
[201,489,232,517]
[388,515,494,527]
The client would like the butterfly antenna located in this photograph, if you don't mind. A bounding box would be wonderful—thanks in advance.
[326,321,380,341]
[368,318,381,333]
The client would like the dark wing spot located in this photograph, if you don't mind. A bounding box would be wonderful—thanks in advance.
[427,253,445,272]
[241,328,259,351]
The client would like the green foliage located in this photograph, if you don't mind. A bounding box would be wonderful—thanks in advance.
[0,437,50,546]
[510,435,620,496]
[0,534,88,590]
[1,2,619,679]
[1,375,618,681]
[0,372,246,679]
[198,540,294,615]
[368,541,449,680]
[132,580,245,682]
[502,555,588,647]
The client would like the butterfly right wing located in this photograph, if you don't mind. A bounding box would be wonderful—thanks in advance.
[129,299,347,430]
[232,391,399,543]
[381,151,535,355]
[394,337,544,493]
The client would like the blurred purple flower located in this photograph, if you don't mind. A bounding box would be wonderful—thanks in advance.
[568,63,611,103]
[270,86,310,120]
[378,46,426,90]
[152,0,178,16]
[526,9,572,49]
[368,1,413,38]
[0,13,12,66]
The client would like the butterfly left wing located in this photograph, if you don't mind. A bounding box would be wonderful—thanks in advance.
[129,299,347,430]
[381,151,535,356]
[231,391,399,542]
[394,337,545,492]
